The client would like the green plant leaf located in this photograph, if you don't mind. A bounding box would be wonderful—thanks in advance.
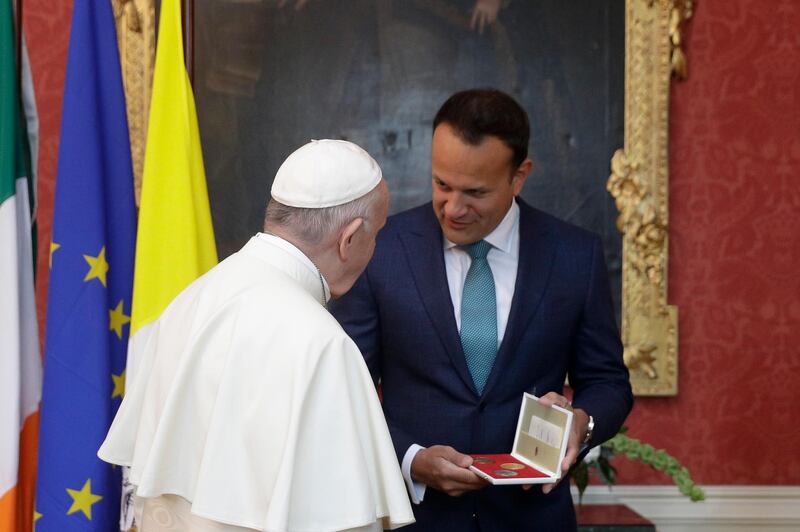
[597,457,617,485]
[650,450,668,470]
[665,457,681,475]
[574,429,706,504]
[640,444,655,462]
[573,461,589,504]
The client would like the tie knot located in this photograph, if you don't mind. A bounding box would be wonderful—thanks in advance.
[464,240,492,260]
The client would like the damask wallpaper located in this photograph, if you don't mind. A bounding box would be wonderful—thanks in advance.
[616,0,800,485]
[22,0,71,344]
[25,0,800,485]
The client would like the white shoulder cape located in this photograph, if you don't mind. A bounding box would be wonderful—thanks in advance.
[99,236,414,531]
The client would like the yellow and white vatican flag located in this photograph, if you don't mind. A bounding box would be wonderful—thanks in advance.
[127,0,217,386]
[121,0,217,527]
[0,4,41,530]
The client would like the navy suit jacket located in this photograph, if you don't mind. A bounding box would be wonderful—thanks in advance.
[330,200,633,532]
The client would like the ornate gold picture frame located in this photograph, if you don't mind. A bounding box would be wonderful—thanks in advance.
[116,0,692,396]
[608,0,692,395]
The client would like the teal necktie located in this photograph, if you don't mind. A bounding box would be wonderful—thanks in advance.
[460,240,497,394]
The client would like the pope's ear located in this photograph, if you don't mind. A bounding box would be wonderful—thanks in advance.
[338,217,364,260]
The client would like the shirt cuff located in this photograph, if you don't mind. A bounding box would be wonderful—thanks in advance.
[401,444,427,504]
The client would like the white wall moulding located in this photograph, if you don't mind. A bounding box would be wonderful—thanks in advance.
[573,485,800,531]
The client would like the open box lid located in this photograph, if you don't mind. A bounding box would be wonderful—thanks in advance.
[510,393,573,478]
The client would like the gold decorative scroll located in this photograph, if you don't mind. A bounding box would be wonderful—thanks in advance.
[670,0,694,79]
[112,0,155,206]
[608,0,693,396]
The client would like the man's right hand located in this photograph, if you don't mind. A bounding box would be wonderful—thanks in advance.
[410,445,488,497]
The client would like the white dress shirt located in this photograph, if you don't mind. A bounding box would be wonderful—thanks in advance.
[401,200,521,503]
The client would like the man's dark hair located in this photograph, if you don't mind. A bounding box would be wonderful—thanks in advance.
[433,88,530,169]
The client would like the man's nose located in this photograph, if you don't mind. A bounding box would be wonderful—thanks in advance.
[444,194,467,219]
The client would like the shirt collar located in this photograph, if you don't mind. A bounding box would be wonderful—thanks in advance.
[256,232,331,303]
[443,199,520,255]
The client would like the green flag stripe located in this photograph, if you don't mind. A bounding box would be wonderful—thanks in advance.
[1,0,32,205]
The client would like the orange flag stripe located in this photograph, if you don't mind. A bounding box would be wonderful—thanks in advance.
[0,411,39,532]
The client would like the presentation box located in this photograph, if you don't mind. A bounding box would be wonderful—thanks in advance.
[469,393,573,485]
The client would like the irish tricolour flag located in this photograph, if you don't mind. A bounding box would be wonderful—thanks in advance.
[0,2,42,531]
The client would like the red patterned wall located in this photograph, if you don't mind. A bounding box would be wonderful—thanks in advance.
[617,0,800,485]
[25,0,800,486]
[24,0,71,343]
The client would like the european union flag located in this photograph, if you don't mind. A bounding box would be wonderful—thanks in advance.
[35,1,136,530]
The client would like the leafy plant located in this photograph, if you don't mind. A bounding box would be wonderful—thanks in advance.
[572,427,705,503]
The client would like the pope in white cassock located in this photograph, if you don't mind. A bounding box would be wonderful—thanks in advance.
[98,140,415,531]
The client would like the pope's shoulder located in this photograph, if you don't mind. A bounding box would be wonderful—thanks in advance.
[157,248,352,349]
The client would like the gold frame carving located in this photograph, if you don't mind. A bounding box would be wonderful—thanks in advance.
[609,0,692,395]
[112,0,156,207]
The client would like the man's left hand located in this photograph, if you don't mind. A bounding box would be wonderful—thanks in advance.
[535,391,589,495]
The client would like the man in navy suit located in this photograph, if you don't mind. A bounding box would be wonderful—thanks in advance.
[330,89,633,531]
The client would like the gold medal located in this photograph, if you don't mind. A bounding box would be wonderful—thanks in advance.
[473,457,494,464]
[500,462,525,470]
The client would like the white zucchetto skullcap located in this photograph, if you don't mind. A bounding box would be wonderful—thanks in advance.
[271,139,382,208]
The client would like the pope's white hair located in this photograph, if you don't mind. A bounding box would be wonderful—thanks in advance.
[264,182,384,245]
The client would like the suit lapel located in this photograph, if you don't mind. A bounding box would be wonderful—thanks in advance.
[398,208,477,395]
[482,201,559,398]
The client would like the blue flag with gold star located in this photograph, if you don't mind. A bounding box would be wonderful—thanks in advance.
[35,1,136,530]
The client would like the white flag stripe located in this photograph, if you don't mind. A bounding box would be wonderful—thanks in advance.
[0,179,41,496]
